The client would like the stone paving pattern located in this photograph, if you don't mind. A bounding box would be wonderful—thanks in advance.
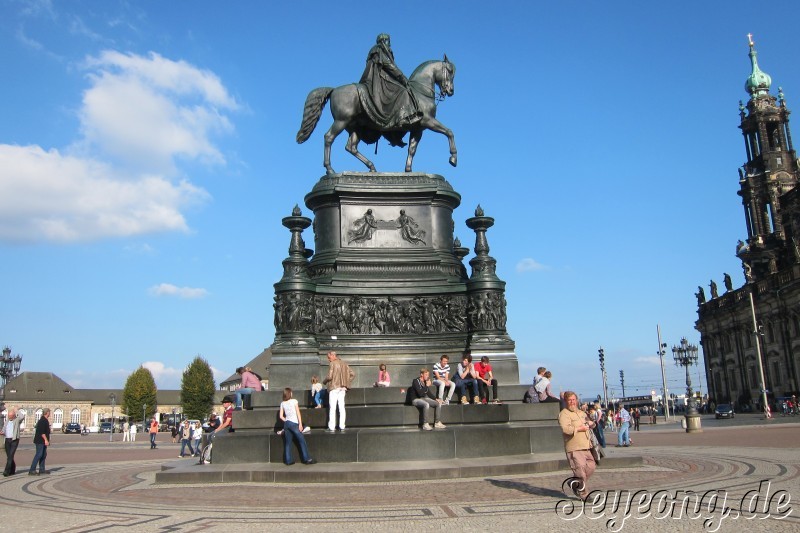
[1,422,799,532]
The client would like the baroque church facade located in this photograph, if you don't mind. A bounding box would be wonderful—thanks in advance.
[696,37,800,409]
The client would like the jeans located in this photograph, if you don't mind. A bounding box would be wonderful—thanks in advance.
[455,377,479,400]
[433,380,456,402]
[179,438,194,456]
[412,397,441,425]
[4,438,19,475]
[313,389,327,407]
[29,443,47,473]
[235,387,255,409]
[328,387,347,431]
[594,422,606,448]
[618,421,630,445]
[478,379,499,402]
[282,420,311,464]
[150,432,157,448]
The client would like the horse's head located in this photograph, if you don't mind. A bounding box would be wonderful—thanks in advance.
[438,54,455,97]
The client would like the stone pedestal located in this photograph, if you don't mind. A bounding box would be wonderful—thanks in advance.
[685,414,703,433]
[268,172,517,389]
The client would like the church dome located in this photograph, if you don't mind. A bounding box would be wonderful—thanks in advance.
[745,35,772,96]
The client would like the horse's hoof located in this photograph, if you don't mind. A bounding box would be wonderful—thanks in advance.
[326,169,336,176]
[368,168,377,173]
[449,156,457,167]
[405,167,412,173]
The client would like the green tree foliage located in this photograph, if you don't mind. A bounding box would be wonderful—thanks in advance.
[180,355,216,420]
[122,366,158,423]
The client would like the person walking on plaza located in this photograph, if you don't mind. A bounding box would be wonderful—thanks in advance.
[3,407,25,476]
[122,420,130,442]
[28,408,51,475]
[178,421,194,457]
[589,403,605,448]
[130,422,137,441]
[323,351,355,432]
[559,391,596,500]
[149,417,159,449]
[279,388,316,465]
[632,408,641,431]
[616,404,632,447]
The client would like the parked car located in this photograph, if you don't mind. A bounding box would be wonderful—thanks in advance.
[99,422,114,433]
[715,404,735,419]
[62,422,82,434]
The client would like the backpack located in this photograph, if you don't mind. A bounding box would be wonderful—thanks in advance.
[524,386,540,403]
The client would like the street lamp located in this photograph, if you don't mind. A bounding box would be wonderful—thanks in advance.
[108,393,116,442]
[598,347,609,407]
[673,337,702,433]
[619,370,626,399]
[143,403,147,428]
[0,346,23,390]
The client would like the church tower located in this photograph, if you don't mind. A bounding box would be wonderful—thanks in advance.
[736,34,800,281]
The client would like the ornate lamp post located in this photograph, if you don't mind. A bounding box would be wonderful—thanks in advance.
[108,393,116,442]
[598,348,609,407]
[0,346,23,390]
[673,337,702,433]
[619,370,626,399]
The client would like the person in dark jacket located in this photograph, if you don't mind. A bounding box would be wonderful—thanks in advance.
[410,368,446,431]
[28,408,51,475]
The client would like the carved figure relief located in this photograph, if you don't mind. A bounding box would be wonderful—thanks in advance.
[347,209,378,243]
[346,208,429,246]
[397,209,426,245]
[467,291,507,331]
[273,293,476,335]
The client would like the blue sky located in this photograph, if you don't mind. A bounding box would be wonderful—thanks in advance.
[1,1,798,400]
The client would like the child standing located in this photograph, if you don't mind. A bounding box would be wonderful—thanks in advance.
[311,376,324,408]
[374,363,391,387]
[279,388,316,466]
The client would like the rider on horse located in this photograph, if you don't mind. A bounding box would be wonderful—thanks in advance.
[358,33,422,136]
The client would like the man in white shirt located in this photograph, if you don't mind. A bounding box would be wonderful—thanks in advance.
[432,355,457,404]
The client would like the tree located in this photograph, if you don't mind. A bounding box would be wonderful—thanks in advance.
[122,366,158,424]
[180,355,216,420]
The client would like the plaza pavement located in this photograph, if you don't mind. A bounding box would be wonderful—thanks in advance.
[1,420,799,532]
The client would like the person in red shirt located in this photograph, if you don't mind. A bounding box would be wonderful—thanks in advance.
[216,397,235,434]
[474,356,500,404]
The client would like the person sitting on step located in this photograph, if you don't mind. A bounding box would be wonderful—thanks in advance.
[410,368,446,430]
[432,354,457,405]
[454,353,480,405]
[474,355,500,404]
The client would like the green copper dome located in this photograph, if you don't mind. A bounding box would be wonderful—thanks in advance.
[745,34,772,96]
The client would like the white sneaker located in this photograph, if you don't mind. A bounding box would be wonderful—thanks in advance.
[443,400,450,405]
[434,421,446,429]
[422,423,433,431]
[302,427,310,434]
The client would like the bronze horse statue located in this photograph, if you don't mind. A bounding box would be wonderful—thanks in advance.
[296,57,456,176]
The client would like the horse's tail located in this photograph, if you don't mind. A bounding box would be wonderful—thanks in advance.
[296,87,334,144]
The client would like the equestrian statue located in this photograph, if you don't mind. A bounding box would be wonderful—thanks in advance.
[296,33,457,176]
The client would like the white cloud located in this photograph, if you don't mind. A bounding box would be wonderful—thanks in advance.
[80,50,237,172]
[0,50,238,243]
[142,361,183,388]
[0,145,207,242]
[633,356,661,366]
[148,283,209,299]
[516,257,548,273]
